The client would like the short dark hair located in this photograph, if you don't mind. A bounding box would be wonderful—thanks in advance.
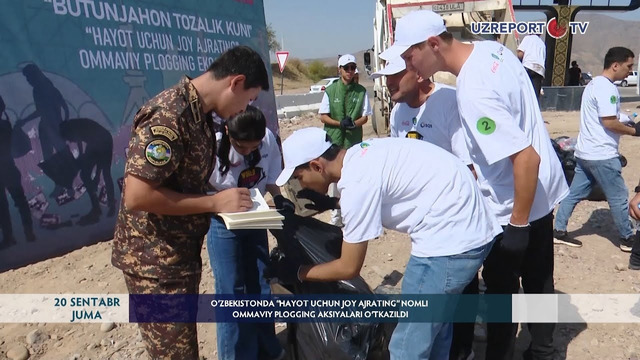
[217,105,266,176]
[295,137,342,171]
[438,31,453,43]
[208,45,270,91]
[604,47,635,70]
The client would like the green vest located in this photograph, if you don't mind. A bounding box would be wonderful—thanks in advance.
[323,79,366,148]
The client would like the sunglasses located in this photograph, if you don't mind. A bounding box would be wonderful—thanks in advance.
[341,64,357,71]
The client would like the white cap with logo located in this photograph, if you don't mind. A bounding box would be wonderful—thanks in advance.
[338,54,357,67]
[379,10,446,61]
[370,57,406,79]
[275,127,333,186]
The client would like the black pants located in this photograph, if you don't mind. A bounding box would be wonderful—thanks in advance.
[482,212,555,360]
[450,275,479,360]
[526,68,544,105]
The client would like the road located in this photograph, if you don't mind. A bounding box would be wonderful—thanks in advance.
[618,86,638,100]
[276,85,639,117]
[275,84,374,118]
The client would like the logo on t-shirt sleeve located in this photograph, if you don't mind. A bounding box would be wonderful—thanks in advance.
[476,117,496,135]
[610,95,618,104]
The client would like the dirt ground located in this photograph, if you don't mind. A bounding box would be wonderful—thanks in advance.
[2,103,640,360]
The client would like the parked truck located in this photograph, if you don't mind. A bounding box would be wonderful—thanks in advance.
[365,0,520,135]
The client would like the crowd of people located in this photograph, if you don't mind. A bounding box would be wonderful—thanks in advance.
[111,9,640,360]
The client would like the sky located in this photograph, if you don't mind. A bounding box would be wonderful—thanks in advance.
[263,0,640,60]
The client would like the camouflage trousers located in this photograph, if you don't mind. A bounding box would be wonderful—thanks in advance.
[123,272,201,360]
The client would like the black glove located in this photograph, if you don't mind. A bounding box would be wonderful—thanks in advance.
[273,195,295,214]
[634,122,640,136]
[296,189,339,213]
[340,116,355,130]
[500,224,531,261]
[265,252,301,285]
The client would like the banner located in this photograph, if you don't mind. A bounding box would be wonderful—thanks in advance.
[0,0,277,271]
[2,294,640,324]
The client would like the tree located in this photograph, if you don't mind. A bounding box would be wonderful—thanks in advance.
[307,61,333,82]
[267,24,281,52]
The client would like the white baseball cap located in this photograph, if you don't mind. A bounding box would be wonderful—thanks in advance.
[338,54,357,67]
[370,57,406,79]
[275,127,333,186]
[379,10,446,61]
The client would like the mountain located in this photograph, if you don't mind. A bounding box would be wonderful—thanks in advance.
[303,14,639,77]
[571,13,640,75]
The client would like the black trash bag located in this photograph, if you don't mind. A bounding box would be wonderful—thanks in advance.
[551,137,627,202]
[268,213,394,360]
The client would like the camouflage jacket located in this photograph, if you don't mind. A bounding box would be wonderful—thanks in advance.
[112,76,215,279]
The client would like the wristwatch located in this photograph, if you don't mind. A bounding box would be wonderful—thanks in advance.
[634,185,640,193]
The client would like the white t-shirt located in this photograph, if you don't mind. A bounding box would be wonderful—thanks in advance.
[390,83,471,165]
[338,137,502,258]
[456,41,568,225]
[209,128,282,195]
[517,35,546,77]
[575,76,621,160]
[319,91,372,116]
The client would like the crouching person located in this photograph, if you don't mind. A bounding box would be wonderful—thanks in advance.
[273,128,502,359]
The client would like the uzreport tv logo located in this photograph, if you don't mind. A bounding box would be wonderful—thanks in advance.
[470,18,589,38]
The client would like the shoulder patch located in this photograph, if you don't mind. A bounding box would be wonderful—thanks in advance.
[610,95,617,104]
[150,126,178,141]
[145,139,172,166]
[476,117,496,135]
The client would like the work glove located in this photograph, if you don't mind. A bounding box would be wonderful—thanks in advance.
[499,223,530,273]
[265,251,301,285]
[273,195,295,214]
[634,122,640,136]
[296,189,339,213]
[340,116,356,130]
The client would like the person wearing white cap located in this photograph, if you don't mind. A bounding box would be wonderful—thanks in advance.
[319,54,372,227]
[373,57,476,360]
[371,57,471,166]
[380,9,569,360]
[273,127,502,359]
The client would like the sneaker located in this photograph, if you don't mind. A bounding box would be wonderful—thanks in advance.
[629,262,640,271]
[619,236,634,252]
[553,230,583,247]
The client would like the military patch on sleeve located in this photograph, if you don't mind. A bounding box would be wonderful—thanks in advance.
[145,139,172,166]
[150,126,178,141]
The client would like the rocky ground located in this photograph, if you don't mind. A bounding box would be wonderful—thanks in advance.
[2,104,640,360]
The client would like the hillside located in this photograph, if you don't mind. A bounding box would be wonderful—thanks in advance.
[572,13,640,75]
[270,49,373,94]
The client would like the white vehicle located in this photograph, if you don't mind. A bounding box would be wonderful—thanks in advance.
[309,77,339,93]
[366,0,520,135]
[614,71,638,87]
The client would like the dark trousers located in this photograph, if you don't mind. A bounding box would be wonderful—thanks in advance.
[450,275,479,360]
[526,68,544,105]
[482,212,555,360]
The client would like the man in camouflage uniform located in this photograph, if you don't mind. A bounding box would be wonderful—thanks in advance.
[112,45,270,359]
